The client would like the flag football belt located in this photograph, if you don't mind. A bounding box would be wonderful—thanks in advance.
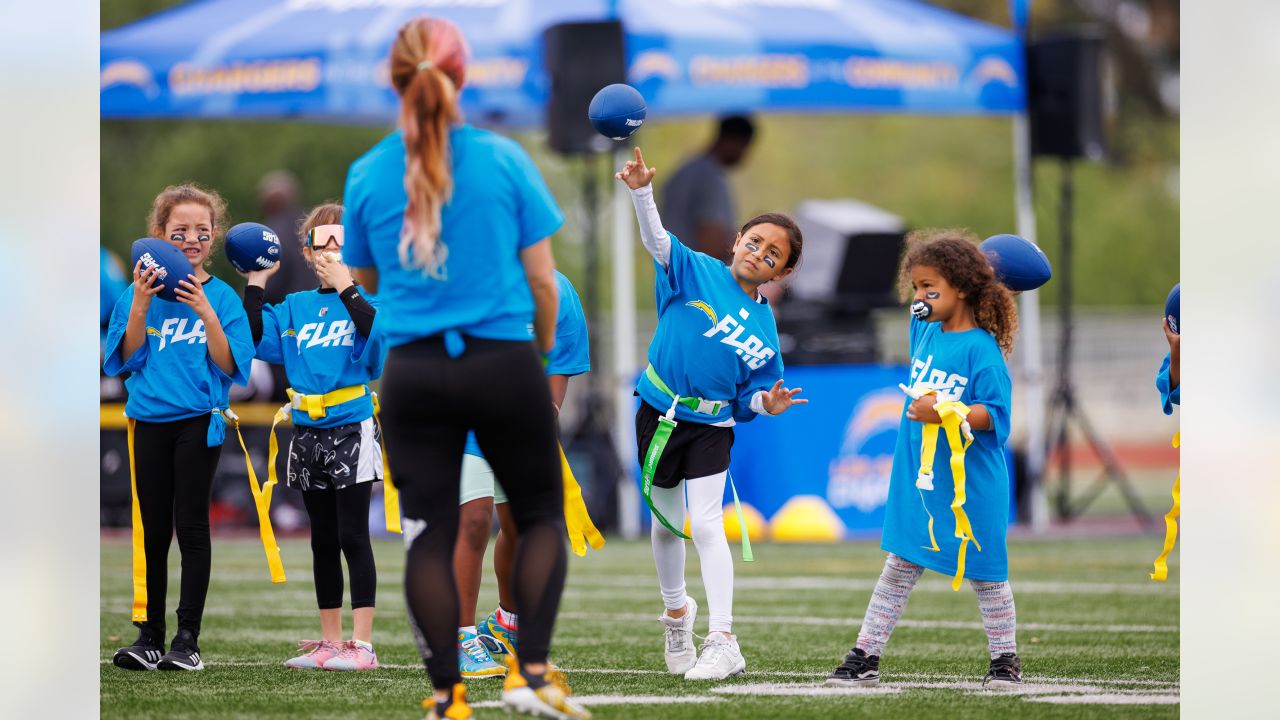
[642,365,753,562]
[1150,431,1180,582]
[560,443,605,556]
[902,382,979,591]
[270,385,401,537]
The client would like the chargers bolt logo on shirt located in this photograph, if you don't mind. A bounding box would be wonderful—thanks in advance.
[147,317,207,352]
[909,354,970,400]
[693,299,777,371]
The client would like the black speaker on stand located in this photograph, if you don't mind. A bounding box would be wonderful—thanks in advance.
[543,21,628,529]
[1029,29,1151,527]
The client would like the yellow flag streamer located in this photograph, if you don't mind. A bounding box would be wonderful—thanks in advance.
[1150,432,1180,582]
[907,384,979,591]
[561,444,605,556]
[126,418,149,623]
[228,409,287,583]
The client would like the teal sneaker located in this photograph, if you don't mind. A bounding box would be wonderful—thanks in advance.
[458,628,505,679]
[478,608,518,659]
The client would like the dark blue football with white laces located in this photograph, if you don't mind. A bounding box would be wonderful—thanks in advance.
[130,237,190,302]
[588,83,647,140]
[1164,283,1179,334]
[225,222,282,273]
[980,233,1053,292]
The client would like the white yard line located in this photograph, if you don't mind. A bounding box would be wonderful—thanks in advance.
[556,610,1177,634]
[96,658,1178,690]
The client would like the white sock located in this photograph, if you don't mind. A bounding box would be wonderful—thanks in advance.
[856,553,924,656]
[650,482,688,611]
[497,606,518,628]
[971,579,1017,658]
[687,470,734,634]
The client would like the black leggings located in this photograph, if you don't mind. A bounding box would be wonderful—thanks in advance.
[300,483,376,610]
[131,415,222,639]
[381,337,566,690]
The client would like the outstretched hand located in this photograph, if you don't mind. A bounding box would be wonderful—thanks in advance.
[615,147,656,190]
[763,379,807,415]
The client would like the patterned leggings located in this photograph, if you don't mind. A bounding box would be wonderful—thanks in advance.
[855,553,1017,659]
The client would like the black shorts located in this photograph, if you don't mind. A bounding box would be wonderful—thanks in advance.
[287,418,383,492]
[635,401,734,489]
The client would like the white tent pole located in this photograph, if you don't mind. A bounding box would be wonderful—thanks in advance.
[611,146,640,539]
[1013,112,1049,532]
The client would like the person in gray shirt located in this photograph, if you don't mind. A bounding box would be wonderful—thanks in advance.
[660,115,756,264]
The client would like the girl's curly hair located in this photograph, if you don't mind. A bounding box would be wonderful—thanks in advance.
[897,228,1018,355]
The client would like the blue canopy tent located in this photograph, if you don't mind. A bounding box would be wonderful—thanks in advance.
[101,0,1048,533]
[102,0,1022,120]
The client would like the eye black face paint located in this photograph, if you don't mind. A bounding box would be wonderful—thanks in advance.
[761,256,776,268]
[925,291,940,300]
[911,300,933,319]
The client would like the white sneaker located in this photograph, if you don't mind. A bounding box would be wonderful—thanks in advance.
[684,633,745,680]
[659,596,698,675]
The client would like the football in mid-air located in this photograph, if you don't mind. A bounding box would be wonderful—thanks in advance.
[980,233,1053,292]
[130,237,190,302]
[225,222,282,273]
[588,83,647,140]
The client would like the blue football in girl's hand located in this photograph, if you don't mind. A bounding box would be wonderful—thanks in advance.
[1164,283,1179,334]
[980,234,1053,292]
[130,237,190,302]
[225,222,282,273]
[588,83,647,140]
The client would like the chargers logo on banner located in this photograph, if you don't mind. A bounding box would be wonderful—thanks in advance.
[827,388,902,513]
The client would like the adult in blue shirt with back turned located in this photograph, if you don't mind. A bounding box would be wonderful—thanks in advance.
[340,16,585,720]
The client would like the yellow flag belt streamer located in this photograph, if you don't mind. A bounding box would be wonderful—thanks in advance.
[560,443,605,556]
[126,418,149,623]
[1150,432,1180,582]
[641,365,753,562]
[903,383,979,591]
[270,387,401,535]
[226,408,287,583]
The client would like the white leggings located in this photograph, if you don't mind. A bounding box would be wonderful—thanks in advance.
[650,470,734,634]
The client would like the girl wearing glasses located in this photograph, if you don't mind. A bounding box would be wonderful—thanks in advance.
[103,183,255,672]
[240,203,389,672]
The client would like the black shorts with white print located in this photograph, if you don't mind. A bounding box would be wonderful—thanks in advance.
[286,418,382,492]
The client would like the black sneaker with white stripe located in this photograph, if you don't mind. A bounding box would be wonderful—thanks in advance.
[982,653,1023,688]
[158,629,204,671]
[825,647,880,686]
[112,626,166,671]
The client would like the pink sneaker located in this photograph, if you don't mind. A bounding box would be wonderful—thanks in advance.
[323,640,379,671]
[284,640,341,670]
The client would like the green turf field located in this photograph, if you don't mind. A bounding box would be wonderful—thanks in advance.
[101,534,1178,719]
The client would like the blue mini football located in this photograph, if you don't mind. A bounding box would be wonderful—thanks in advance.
[981,234,1053,292]
[130,237,191,302]
[588,83,647,140]
[1164,283,1179,334]
[225,222,282,273]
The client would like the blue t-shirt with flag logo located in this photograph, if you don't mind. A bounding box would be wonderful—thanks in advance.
[635,233,783,426]
[342,126,564,347]
[881,316,1013,582]
[103,277,255,435]
[464,271,590,458]
[256,288,387,428]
